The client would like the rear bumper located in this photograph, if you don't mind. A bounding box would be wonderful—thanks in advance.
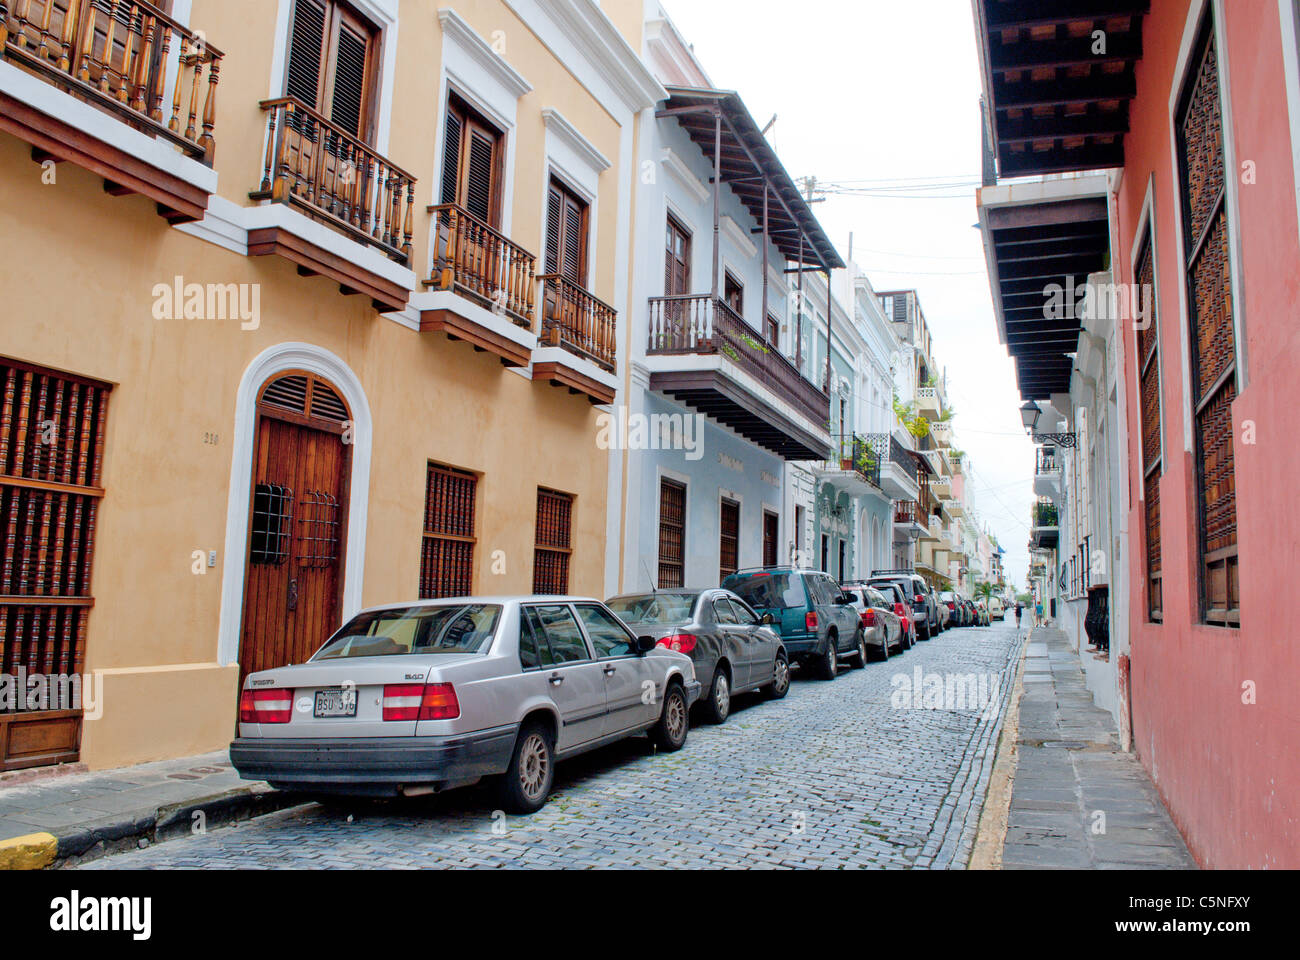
[779,632,818,656]
[229,725,518,795]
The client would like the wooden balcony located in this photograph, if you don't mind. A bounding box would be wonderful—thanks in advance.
[532,273,617,405]
[247,96,414,312]
[0,0,222,222]
[420,203,537,367]
[645,294,830,460]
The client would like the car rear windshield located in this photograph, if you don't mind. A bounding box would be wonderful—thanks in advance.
[606,593,697,625]
[313,604,502,659]
[723,572,805,610]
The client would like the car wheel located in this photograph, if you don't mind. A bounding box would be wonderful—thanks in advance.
[815,634,838,681]
[700,665,731,724]
[650,681,689,752]
[498,721,555,815]
[764,652,790,699]
[918,623,930,641]
[851,628,869,668]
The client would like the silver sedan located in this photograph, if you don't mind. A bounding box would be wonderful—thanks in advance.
[230,596,701,813]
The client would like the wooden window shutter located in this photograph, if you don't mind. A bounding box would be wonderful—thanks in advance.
[285,0,376,140]
[545,178,587,284]
[464,122,498,223]
[328,12,372,138]
[419,464,477,599]
[286,0,328,110]
[441,105,463,205]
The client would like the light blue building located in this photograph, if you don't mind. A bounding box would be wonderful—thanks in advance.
[610,10,841,594]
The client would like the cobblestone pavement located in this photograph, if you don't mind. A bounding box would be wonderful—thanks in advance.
[81,622,1024,869]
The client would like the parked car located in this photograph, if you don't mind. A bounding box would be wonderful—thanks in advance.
[932,587,951,631]
[229,597,701,814]
[974,601,991,626]
[868,571,936,641]
[841,582,905,657]
[960,598,975,626]
[721,567,866,680]
[606,588,789,724]
[938,591,961,627]
[988,597,1005,621]
[873,580,916,647]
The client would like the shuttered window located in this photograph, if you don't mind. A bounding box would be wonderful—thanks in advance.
[762,511,778,567]
[724,272,743,316]
[285,0,377,140]
[0,359,110,769]
[719,498,739,581]
[419,464,477,599]
[533,489,573,595]
[441,95,503,226]
[1175,14,1239,626]
[545,177,589,285]
[657,479,685,589]
[1135,230,1163,622]
[665,216,691,296]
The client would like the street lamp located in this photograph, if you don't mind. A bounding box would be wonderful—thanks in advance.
[1019,400,1077,448]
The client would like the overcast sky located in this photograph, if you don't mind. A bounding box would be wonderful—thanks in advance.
[663,0,1037,592]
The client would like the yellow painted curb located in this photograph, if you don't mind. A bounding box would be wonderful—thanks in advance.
[0,832,58,870]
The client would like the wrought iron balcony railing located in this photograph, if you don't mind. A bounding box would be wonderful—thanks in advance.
[2,0,222,162]
[824,433,882,487]
[428,203,536,327]
[1033,498,1059,527]
[255,97,415,263]
[539,273,616,371]
[646,294,828,427]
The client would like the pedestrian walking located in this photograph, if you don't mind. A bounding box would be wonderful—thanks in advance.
[1035,601,1044,626]
[1014,602,1023,632]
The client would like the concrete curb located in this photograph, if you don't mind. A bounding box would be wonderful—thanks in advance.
[969,626,1031,868]
[0,786,307,869]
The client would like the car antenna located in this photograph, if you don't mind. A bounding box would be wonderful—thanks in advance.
[641,559,658,595]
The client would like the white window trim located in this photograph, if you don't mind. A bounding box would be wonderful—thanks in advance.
[217,343,373,667]
[1130,173,1165,493]
[542,108,606,285]
[1279,0,1300,252]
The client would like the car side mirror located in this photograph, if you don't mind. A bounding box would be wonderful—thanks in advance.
[760,613,775,625]
[635,635,658,655]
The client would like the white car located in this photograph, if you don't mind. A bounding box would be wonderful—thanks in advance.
[230,597,701,813]
[988,597,1005,621]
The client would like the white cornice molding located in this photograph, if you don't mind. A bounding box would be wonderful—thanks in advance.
[660,147,710,204]
[437,7,533,100]
[505,0,665,112]
[542,107,611,173]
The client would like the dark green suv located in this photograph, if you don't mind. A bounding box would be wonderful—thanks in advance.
[720,567,865,680]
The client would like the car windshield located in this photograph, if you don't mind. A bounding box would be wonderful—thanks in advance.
[723,572,804,610]
[313,604,501,659]
[606,593,697,625]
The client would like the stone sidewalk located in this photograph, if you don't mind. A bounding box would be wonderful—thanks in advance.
[1001,626,1196,869]
[0,750,298,868]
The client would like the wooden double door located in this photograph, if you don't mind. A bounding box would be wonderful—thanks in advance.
[239,373,351,683]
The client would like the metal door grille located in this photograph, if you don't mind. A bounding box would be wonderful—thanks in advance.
[250,483,293,565]
[296,491,339,567]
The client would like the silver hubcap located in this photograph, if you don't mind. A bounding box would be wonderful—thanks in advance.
[518,733,549,801]
[774,658,789,692]
[861,638,870,661]
[715,675,730,716]
[666,692,686,740]
[827,645,836,675]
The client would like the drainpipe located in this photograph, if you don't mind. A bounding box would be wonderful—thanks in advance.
[711,108,721,318]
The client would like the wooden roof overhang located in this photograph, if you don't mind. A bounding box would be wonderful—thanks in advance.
[978,177,1111,400]
[973,1,1149,177]
[658,87,843,271]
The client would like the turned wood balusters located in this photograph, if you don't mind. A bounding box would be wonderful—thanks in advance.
[1,0,222,163]
[257,97,416,263]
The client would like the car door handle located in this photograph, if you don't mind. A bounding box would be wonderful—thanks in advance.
[548,673,563,686]
[603,664,617,676]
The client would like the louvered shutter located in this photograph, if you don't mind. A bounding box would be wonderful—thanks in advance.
[562,195,584,283]
[286,0,328,110]
[441,107,463,205]
[329,15,370,138]
[545,183,562,274]
[464,123,497,223]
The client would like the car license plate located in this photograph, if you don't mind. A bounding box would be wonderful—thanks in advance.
[313,687,357,718]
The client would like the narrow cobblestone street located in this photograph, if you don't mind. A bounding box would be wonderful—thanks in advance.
[80,623,1023,869]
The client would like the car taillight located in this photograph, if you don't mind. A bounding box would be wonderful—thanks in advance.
[861,609,876,626]
[915,594,925,603]
[805,611,818,631]
[657,634,697,654]
[239,687,292,724]
[382,683,461,721]
[894,603,907,617]
[947,601,956,611]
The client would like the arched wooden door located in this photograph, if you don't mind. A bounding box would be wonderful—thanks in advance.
[238,372,351,683]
